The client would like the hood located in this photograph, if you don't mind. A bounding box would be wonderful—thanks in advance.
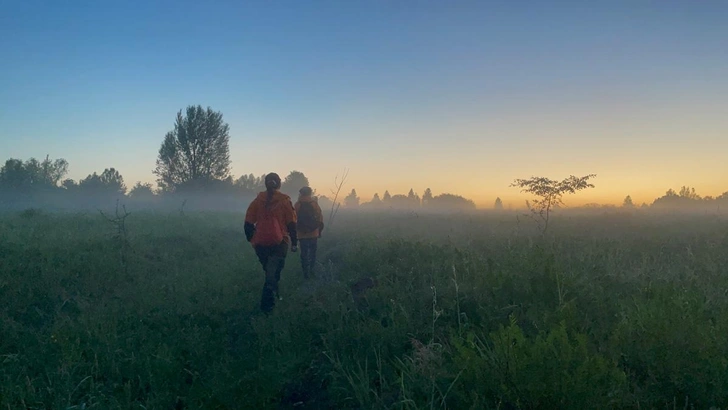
[255,190,290,205]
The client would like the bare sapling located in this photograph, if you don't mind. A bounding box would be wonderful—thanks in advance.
[328,168,349,228]
[510,174,596,235]
[99,199,132,272]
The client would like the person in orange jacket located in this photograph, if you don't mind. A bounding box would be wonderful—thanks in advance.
[244,173,297,313]
[294,186,324,278]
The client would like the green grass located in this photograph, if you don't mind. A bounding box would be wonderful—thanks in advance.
[1,210,727,409]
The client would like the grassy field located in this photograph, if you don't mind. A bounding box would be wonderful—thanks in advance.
[1,209,727,409]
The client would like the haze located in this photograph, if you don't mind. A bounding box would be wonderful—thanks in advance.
[1,1,727,207]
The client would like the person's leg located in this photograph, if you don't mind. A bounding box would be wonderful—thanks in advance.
[256,246,276,312]
[255,246,269,269]
[270,241,288,299]
[300,239,313,278]
[309,238,318,277]
[298,239,306,274]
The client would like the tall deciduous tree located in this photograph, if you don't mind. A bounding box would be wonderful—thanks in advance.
[235,173,266,192]
[154,105,231,191]
[80,168,127,196]
[129,182,155,199]
[0,159,29,189]
[0,156,68,190]
[678,186,701,200]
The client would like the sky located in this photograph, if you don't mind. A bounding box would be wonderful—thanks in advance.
[1,0,727,207]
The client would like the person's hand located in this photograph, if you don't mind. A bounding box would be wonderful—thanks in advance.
[291,245,298,253]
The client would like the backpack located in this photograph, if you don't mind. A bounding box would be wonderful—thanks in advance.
[297,201,319,233]
[254,202,284,246]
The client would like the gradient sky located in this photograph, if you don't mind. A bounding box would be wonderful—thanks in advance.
[1,1,727,207]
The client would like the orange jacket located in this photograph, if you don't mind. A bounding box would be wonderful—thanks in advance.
[295,195,324,239]
[245,190,297,246]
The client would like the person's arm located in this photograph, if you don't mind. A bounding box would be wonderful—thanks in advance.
[244,200,258,242]
[315,202,325,233]
[285,198,298,248]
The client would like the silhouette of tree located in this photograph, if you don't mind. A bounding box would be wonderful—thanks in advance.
[494,197,503,210]
[653,186,706,208]
[383,190,392,203]
[281,171,310,197]
[429,193,476,211]
[623,195,634,207]
[679,186,701,200]
[79,168,127,196]
[0,156,68,190]
[422,188,433,207]
[61,179,78,190]
[154,105,231,191]
[235,173,265,193]
[344,189,360,208]
[317,195,333,211]
[407,188,421,207]
[369,193,382,206]
[0,159,30,190]
[511,174,596,234]
[25,156,69,187]
[128,182,155,199]
[389,194,410,208]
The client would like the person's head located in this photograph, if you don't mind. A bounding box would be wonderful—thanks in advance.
[264,173,281,193]
[299,186,313,198]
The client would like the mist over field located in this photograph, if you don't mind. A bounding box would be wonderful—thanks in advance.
[2,207,728,409]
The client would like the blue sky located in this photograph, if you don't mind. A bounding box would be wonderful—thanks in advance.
[1,1,727,205]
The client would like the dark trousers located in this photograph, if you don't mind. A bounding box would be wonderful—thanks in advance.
[299,238,318,278]
[255,242,288,312]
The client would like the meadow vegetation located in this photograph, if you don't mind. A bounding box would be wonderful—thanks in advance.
[1,209,727,409]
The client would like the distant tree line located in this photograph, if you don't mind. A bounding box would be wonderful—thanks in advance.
[336,187,476,212]
[0,156,315,211]
[2,105,725,213]
[0,105,485,213]
[570,187,728,212]
[0,106,318,211]
[0,154,484,213]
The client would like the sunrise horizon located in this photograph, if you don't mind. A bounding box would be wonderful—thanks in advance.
[2,1,727,209]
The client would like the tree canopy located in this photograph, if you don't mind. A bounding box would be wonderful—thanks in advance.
[344,189,360,208]
[281,171,310,198]
[494,197,504,210]
[79,168,127,196]
[154,105,231,192]
[0,156,68,191]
